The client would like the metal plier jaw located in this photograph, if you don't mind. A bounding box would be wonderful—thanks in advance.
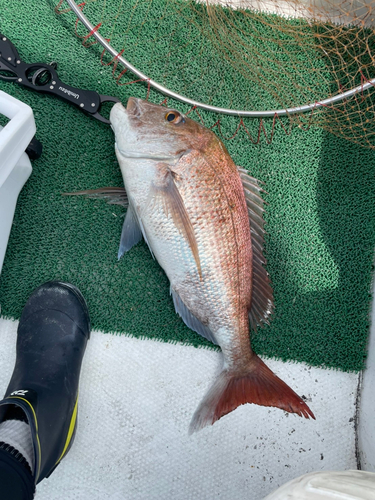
[0,33,120,124]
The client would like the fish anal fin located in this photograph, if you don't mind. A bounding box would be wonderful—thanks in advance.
[236,166,274,328]
[171,288,218,345]
[118,204,143,259]
[189,354,315,434]
[152,164,202,280]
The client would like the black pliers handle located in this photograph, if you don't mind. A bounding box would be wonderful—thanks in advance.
[0,33,120,124]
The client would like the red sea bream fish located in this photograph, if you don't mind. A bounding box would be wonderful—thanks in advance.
[69,97,315,433]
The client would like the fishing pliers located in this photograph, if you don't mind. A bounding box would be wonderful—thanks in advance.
[0,33,120,124]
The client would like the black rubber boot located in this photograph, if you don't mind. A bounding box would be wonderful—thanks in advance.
[0,281,90,489]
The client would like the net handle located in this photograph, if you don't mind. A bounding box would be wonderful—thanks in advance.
[65,0,375,117]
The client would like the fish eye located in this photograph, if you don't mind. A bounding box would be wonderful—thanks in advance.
[165,111,185,124]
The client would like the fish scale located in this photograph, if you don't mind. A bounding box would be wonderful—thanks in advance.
[179,155,252,354]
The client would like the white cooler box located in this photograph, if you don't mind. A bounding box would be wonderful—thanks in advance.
[0,90,35,274]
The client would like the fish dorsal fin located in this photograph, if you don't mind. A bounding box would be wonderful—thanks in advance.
[237,167,274,330]
[118,203,143,260]
[149,164,202,280]
[171,288,218,345]
[62,187,129,207]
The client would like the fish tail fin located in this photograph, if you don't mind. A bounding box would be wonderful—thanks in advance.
[189,354,315,434]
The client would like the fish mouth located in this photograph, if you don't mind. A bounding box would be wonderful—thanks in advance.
[110,99,140,125]
[126,97,141,118]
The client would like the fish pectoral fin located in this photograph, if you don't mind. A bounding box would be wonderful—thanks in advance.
[151,164,202,280]
[237,166,274,329]
[118,203,143,259]
[171,288,218,345]
[62,187,129,208]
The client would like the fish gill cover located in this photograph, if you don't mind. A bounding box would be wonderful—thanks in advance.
[0,0,374,371]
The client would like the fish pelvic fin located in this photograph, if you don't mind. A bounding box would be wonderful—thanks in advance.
[118,203,143,259]
[150,164,202,280]
[189,354,315,434]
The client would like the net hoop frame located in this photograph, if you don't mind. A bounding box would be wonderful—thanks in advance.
[66,0,375,118]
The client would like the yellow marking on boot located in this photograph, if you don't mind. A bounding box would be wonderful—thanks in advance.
[56,396,78,464]
[9,396,42,480]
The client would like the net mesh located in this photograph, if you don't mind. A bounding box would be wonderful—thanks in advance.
[55,0,375,148]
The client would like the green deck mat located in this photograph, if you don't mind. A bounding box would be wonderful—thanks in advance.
[0,1,374,372]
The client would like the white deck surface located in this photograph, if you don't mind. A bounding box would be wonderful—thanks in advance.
[0,317,359,500]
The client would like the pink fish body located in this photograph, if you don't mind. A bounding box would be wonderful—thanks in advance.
[108,98,315,432]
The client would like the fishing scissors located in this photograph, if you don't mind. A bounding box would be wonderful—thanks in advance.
[0,33,120,124]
